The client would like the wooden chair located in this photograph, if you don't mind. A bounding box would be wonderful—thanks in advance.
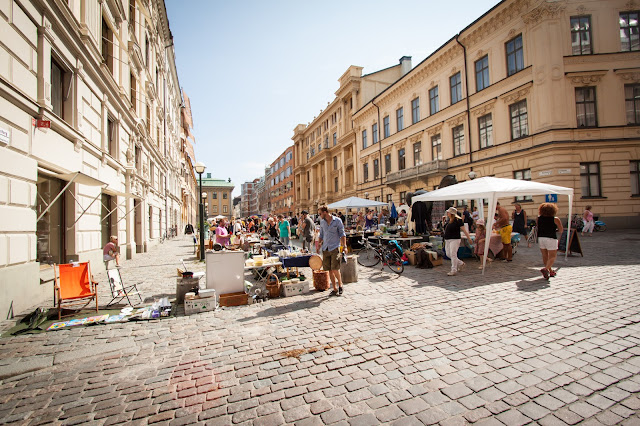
[54,262,99,320]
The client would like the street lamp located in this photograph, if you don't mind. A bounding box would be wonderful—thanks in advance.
[195,162,206,261]
[468,170,478,180]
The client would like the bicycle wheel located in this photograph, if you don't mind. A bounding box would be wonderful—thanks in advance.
[385,250,404,274]
[357,247,380,267]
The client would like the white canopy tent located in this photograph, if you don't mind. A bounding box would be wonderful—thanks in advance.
[327,196,388,209]
[412,177,574,274]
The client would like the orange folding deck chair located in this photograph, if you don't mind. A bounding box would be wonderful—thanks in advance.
[54,262,99,320]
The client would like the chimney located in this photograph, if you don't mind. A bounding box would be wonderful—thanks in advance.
[399,56,412,76]
[207,173,211,178]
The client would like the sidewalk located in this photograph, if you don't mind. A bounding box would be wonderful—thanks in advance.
[0,230,639,425]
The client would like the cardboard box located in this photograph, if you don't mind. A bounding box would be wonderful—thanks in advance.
[283,281,309,297]
[427,250,443,266]
[184,298,217,315]
[405,250,417,266]
[219,292,249,307]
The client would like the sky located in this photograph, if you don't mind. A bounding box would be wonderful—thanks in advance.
[164,0,501,197]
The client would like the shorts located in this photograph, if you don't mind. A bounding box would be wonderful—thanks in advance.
[500,225,513,244]
[103,254,116,262]
[322,248,340,271]
[538,237,558,250]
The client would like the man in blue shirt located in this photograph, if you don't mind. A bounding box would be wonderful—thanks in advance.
[317,206,347,296]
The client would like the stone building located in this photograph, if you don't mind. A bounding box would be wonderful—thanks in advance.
[292,58,413,214]
[240,180,258,218]
[269,146,294,216]
[179,90,198,230]
[0,0,192,318]
[201,175,234,219]
[353,0,640,228]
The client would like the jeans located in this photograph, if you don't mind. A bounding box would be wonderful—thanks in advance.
[445,239,463,273]
[281,236,290,247]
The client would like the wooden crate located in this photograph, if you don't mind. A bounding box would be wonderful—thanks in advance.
[219,292,248,307]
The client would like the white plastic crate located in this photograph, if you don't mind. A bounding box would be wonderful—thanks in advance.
[184,297,218,315]
[283,281,309,297]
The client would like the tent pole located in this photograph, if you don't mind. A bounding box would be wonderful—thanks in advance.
[566,194,572,260]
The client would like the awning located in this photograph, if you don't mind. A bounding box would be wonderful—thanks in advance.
[37,167,106,187]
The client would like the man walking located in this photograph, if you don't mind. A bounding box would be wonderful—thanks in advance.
[317,206,346,296]
[300,210,314,251]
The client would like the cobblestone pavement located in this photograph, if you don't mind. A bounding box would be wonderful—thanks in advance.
[1,230,639,425]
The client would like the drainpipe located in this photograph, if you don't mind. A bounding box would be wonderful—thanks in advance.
[372,100,383,202]
[455,35,473,164]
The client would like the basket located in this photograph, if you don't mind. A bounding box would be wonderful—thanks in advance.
[312,270,330,291]
[265,273,281,298]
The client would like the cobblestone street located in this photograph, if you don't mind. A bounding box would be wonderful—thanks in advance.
[1,230,639,425]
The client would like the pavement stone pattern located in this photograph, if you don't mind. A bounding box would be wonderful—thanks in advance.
[0,230,639,425]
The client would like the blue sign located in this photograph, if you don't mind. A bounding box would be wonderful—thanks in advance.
[545,194,558,203]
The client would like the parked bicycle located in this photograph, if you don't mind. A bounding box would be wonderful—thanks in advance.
[356,237,404,274]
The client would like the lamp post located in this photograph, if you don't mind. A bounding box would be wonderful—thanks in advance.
[195,162,206,261]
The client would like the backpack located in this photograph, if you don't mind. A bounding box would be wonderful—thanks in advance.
[388,240,403,255]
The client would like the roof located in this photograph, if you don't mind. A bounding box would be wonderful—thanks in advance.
[201,178,235,188]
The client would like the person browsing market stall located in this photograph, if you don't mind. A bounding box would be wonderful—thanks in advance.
[494,202,513,261]
[444,207,472,276]
[277,214,290,247]
[300,210,314,251]
[317,206,347,296]
[215,218,231,246]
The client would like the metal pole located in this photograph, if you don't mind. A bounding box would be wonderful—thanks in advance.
[199,172,205,261]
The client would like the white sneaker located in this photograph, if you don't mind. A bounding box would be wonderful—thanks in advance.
[447,271,457,276]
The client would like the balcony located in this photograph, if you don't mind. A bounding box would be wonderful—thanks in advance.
[386,160,448,185]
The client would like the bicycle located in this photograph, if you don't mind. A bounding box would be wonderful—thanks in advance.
[356,237,404,274]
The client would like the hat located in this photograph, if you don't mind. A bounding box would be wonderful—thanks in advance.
[476,219,485,226]
[301,210,309,215]
[446,207,459,215]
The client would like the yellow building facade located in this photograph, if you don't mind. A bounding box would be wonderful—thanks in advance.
[292,58,413,214]
[352,0,640,228]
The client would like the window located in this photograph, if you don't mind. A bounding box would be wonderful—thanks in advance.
[324,135,329,148]
[413,142,422,166]
[145,33,150,67]
[452,125,465,156]
[620,11,639,51]
[386,194,393,203]
[107,117,117,158]
[375,196,381,202]
[51,57,69,120]
[383,116,390,138]
[475,55,490,92]
[509,100,529,140]
[580,162,601,197]
[318,143,321,152]
[429,86,439,115]
[212,205,218,213]
[373,159,379,180]
[130,72,137,112]
[385,154,391,174]
[212,192,217,199]
[631,160,640,196]
[363,163,369,182]
[571,16,592,55]
[334,177,339,193]
[37,175,65,264]
[506,34,524,76]
[513,169,532,202]
[223,193,228,199]
[625,84,640,124]
[396,107,404,132]
[411,98,420,124]
[398,148,406,170]
[430,134,443,161]
[575,87,597,127]
[450,72,462,105]
[372,123,378,144]
[333,132,337,146]
[362,129,367,149]
[102,18,114,73]
[223,205,228,213]
[333,156,338,170]
[400,191,406,204]
[478,114,493,148]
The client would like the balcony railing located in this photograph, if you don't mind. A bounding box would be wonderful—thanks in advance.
[386,159,448,184]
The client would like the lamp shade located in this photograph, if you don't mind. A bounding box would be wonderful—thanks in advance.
[195,162,206,174]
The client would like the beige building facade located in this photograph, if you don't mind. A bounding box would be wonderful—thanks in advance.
[270,146,294,216]
[292,58,413,214]
[201,175,234,219]
[0,0,192,318]
[353,0,640,228]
